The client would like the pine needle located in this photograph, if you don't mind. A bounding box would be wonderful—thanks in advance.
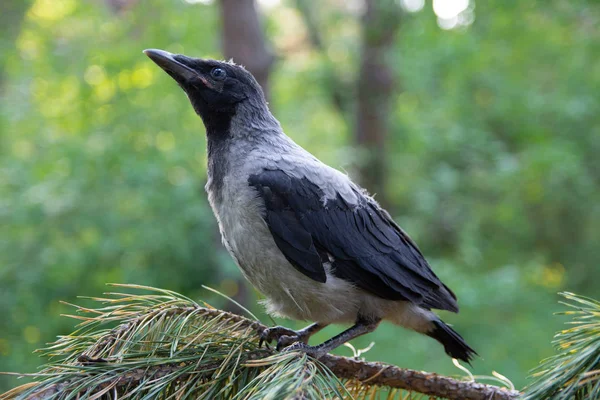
[0,285,342,399]
[0,285,355,400]
[523,292,600,400]
[0,284,518,400]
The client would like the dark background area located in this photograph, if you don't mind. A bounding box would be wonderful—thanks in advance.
[1,0,599,392]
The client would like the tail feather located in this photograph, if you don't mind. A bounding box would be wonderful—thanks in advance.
[427,319,477,363]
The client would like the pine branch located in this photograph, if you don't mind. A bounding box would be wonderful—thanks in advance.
[523,292,600,400]
[321,355,517,400]
[1,284,519,400]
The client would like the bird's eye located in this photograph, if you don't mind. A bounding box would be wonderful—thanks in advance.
[210,67,226,80]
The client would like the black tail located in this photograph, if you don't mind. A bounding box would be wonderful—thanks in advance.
[427,319,477,363]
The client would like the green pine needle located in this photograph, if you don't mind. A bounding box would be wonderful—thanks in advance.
[1,284,426,400]
[523,292,600,400]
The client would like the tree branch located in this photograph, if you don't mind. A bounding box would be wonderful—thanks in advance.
[3,287,520,400]
[203,308,520,400]
[21,307,517,400]
[321,355,518,400]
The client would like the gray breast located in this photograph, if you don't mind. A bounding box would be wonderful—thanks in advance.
[206,150,360,322]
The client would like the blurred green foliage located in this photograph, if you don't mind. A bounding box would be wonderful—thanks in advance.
[1,0,598,392]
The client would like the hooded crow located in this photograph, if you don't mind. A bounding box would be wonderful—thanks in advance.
[144,49,477,362]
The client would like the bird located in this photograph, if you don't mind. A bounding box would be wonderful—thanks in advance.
[144,48,477,363]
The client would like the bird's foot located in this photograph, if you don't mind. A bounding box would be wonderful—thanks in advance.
[259,326,309,350]
[281,342,326,359]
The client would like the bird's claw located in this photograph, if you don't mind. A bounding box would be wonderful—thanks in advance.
[281,342,325,359]
[275,334,299,351]
[259,326,301,349]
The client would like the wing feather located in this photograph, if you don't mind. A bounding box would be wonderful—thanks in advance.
[249,169,459,312]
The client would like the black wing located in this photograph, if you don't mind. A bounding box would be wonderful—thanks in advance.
[248,170,459,312]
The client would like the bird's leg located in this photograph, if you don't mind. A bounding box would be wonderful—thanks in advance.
[275,322,328,349]
[259,322,328,349]
[282,316,381,359]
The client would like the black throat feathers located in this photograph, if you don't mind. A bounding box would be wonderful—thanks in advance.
[204,110,235,202]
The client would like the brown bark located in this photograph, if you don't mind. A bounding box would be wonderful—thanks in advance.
[218,0,275,100]
[321,355,519,400]
[355,0,402,203]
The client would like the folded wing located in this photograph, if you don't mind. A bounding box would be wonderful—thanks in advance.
[249,169,458,312]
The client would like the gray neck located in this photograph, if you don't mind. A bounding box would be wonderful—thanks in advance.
[205,100,282,201]
[231,99,281,138]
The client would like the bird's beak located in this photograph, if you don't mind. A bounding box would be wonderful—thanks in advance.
[143,48,199,82]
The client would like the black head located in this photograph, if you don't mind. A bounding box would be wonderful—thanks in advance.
[144,49,265,132]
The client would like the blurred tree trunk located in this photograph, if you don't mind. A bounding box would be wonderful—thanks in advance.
[294,0,353,118]
[219,0,274,101]
[0,0,32,94]
[355,0,402,203]
[218,0,274,309]
[103,0,139,14]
